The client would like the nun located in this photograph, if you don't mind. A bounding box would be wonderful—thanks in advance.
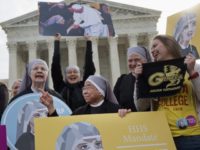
[73,75,120,115]
[9,59,63,116]
[114,46,152,111]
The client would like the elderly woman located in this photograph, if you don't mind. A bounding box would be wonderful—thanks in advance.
[173,13,199,58]
[56,122,103,150]
[114,46,152,111]
[9,59,63,116]
[51,34,95,112]
[73,75,119,115]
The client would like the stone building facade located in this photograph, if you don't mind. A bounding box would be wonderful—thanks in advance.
[1,0,161,88]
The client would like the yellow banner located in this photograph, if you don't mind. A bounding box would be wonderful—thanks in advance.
[35,111,175,150]
[166,4,200,58]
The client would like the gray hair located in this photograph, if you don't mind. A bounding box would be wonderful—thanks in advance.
[65,65,80,74]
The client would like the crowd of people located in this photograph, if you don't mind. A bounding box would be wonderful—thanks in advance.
[1,10,200,150]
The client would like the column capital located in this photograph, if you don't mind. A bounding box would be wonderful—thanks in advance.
[46,40,54,50]
[128,34,139,39]
[66,38,77,44]
[108,36,118,43]
[128,34,138,47]
[7,42,17,52]
[90,37,99,44]
[26,41,38,50]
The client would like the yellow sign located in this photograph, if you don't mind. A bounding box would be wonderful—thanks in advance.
[35,112,176,150]
[166,4,200,58]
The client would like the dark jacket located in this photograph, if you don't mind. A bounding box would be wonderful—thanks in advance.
[113,73,137,111]
[72,100,120,115]
[51,40,95,111]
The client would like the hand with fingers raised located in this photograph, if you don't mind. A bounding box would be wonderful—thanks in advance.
[38,88,55,115]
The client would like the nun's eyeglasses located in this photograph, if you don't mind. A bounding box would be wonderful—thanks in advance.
[82,85,95,91]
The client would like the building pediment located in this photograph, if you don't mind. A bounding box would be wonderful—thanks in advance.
[1,0,160,28]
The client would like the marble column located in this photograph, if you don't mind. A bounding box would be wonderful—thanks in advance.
[108,37,121,86]
[47,40,54,89]
[27,41,37,62]
[91,37,100,75]
[128,34,138,48]
[67,38,77,65]
[148,32,157,50]
[7,42,18,88]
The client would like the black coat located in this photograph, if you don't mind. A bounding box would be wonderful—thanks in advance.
[113,73,137,111]
[51,40,95,111]
[72,100,120,115]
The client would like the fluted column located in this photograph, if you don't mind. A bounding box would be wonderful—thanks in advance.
[91,37,100,75]
[148,32,157,50]
[47,40,54,89]
[128,34,138,48]
[27,41,37,62]
[108,37,121,86]
[7,42,18,88]
[67,38,77,65]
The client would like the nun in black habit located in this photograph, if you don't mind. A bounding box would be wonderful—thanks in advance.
[73,75,120,115]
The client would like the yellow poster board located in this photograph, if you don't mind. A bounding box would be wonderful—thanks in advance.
[166,4,200,58]
[35,112,176,150]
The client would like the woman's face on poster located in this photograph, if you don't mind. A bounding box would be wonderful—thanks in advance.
[74,135,103,150]
[181,18,196,41]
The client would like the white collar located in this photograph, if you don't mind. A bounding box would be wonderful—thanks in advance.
[31,87,40,93]
[90,99,104,107]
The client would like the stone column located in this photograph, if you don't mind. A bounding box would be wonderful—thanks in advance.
[128,34,138,48]
[91,37,100,75]
[67,38,77,65]
[7,42,18,88]
[108,37,121,86]
[47,40,54,89]
[148,32,157,50]
[27,41,37,62]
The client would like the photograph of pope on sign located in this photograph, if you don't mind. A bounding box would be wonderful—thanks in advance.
[39,2,115,37]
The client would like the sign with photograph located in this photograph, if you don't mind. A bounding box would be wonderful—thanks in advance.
[1,93,71,150]
[137,57,187,98]
[35,112,176,150]
[166,4,200,59]
[38,2,115,37]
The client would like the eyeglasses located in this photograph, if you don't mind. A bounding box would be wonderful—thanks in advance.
[82,85,96,91]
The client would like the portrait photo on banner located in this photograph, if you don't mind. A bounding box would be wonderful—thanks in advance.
[0,93,71,150]
[38,1,115,37]
[137,57,187,98]
[35,112,176,150]
[166,4,200,59]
